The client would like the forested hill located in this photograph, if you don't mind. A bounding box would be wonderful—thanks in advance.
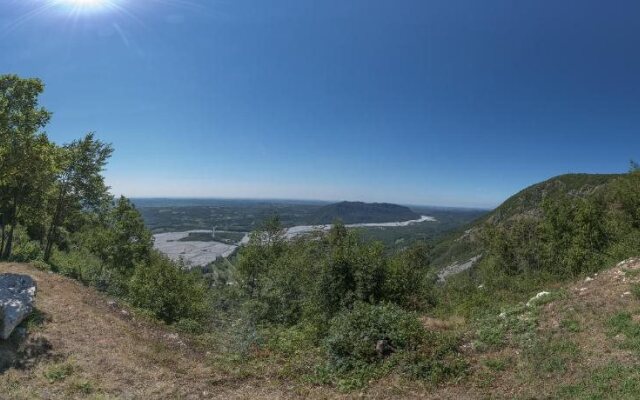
[486,173,621,224]
[309,201,421,224]
[430,171,634,270]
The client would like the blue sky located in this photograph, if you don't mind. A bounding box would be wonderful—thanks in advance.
[1,0,639,208]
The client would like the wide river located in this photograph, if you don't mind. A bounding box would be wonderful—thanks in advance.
[154,215,435,267]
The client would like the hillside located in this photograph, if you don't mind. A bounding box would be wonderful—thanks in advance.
[309,201,421,225]
[4,258,640,399]
[0,262,307,399]
[486,173,620,224]
[429,173,623,270]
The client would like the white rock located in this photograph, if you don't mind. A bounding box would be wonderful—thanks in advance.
[0,274,37,340]
[585,277,594,282]
[526,291,550,307]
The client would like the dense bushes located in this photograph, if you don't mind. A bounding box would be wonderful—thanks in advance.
[233,221,436,331]
[320,302,466,388]
[9,225,43,263]
[221,220,454,385]
[128,252,208,324]
[324,302,427,369]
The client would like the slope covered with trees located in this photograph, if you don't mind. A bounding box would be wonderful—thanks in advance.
[429,172,627,269]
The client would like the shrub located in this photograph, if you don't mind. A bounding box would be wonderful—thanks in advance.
[385,242,436,310]
[10,226,43,262]
[321,302,466,388]
[175,318,205,335]
[128,252,208,324]
[324,302,427,370]
[43,362,74,383]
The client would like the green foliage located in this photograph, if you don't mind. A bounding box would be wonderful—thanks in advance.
[483,217,545,276]
[492,173,619,224]
[607,312,640,352]
[484,357,509,372]
[0,75,55,259]
[43,362,74,383]
[324,302,427,369]
[475,305,537,351]
[313,225,388,321]
[90,196,152,275]
[560,317,582,333]
[233,221,424,329]
[631,283,640,300]
[234,215,286,300]
[321,302,465,387]
[43,133,113,261]
[525,336,580,375]
[49,247,125,293]
[128,252,208,324]
[477,171,640,283]
[175,318,206,335]
[10,225,43,262]
[266,322,320,356]
[557,363,640,399]
[385,242,436,309]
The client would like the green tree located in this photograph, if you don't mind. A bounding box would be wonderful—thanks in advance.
[129,252,208,323]
[82,196,152,276]
[235,215,285,298]
[43,133,113,261]
[386,242,435,309]
[312,223,388,322]
[0,75,54,258]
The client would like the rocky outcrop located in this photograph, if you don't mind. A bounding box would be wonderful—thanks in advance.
[0,274,37,340]
[437,255,482,282]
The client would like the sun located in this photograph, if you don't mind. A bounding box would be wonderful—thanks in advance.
[51,0,119,14]
[64,0,104,5]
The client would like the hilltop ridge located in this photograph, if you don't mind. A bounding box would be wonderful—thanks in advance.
[309,201,421,225]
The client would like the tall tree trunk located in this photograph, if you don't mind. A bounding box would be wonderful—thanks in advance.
[44,184,67,262]
[0,220,5,258]
[2,199,18,259]
[2,223,15,259]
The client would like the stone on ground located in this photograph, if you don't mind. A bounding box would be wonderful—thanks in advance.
[0,273,37,340]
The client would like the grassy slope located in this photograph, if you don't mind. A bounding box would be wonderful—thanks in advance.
[4,258,640,399]
[0,263,289,399]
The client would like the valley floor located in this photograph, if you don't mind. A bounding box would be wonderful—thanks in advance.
[2,260,640,399]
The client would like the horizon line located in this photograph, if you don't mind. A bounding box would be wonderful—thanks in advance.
[127,196,495,211]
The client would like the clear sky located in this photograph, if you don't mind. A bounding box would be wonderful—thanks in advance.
[1,0,639,208]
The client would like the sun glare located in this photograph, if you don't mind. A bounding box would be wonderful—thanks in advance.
[50,0,119,14]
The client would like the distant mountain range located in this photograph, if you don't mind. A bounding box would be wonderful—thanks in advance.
[309,201,421,225]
